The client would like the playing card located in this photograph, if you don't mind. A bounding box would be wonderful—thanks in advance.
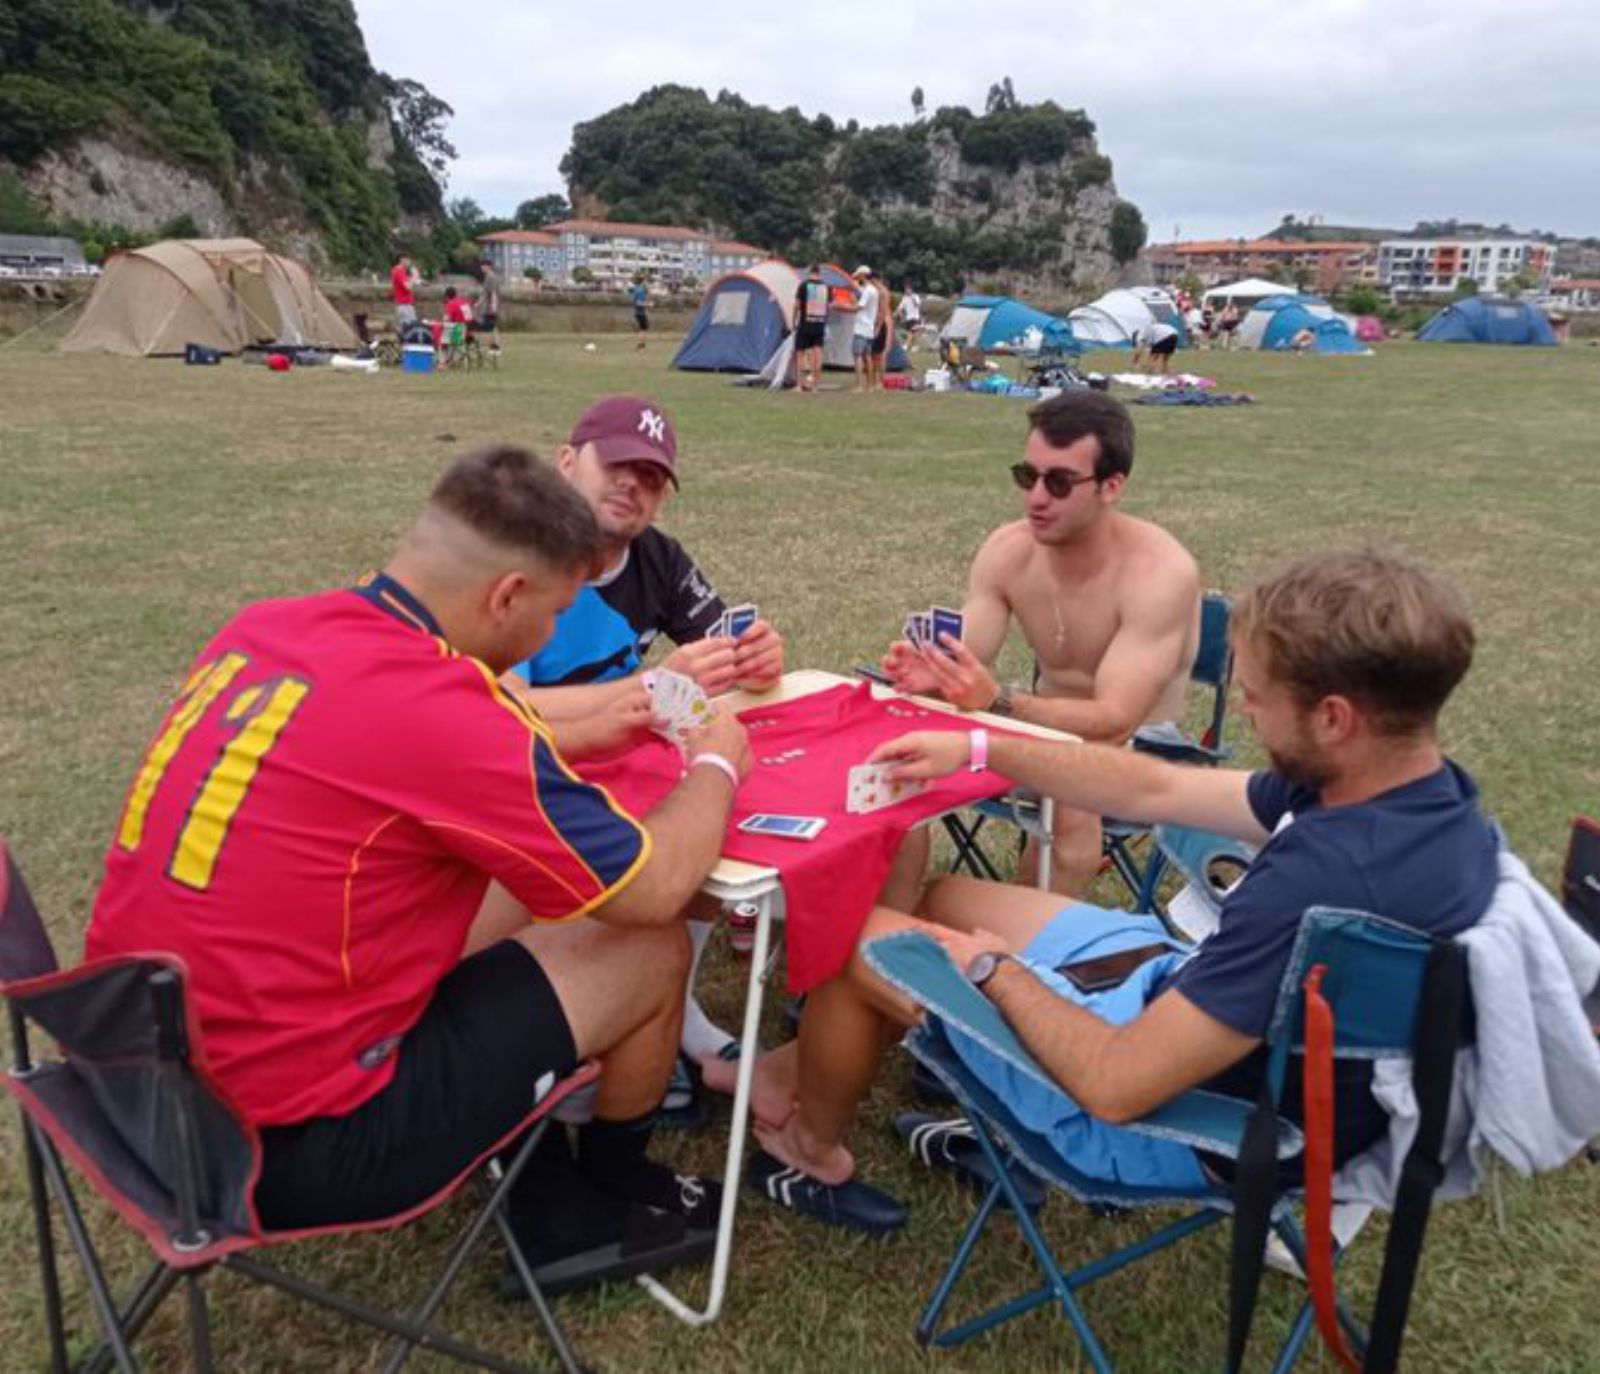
[646,670,711,750]
[914,613,934,651]
[707,611,729,638]
[723,603,758,639]
[930,606,964,655]
[903,614,923,648]
[846,763,929,814]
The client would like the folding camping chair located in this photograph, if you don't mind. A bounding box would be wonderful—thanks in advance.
[0,838,598,1374]
[944,591,1236,908]
[865,907,1471,1374]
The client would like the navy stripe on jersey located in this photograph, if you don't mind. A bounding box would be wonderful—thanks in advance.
[530,732,645,886]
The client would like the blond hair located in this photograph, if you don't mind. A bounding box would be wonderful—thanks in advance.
[1233,550,1475,735]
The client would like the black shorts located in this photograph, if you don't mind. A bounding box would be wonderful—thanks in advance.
[254,940,578,1229]
[634,309,650,332]
[795,322,826,351]
[871,324,888,356]
[477,312,498,331]
[1151,334,1178,357]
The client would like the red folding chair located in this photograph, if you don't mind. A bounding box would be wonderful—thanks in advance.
[0,838,599,1373]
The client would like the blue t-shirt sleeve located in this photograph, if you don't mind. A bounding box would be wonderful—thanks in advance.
[1169,824,1345,1039]
[1247,770,1310,832]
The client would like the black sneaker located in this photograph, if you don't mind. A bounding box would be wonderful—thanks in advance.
[894,1112,1046,1212]
[745,1149,907,1236]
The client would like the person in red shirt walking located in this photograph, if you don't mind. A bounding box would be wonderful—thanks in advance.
[87,446,751,1294]
[391,251,418,328]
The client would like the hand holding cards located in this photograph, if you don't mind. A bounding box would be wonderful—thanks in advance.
[903,605,964,657]
[643,668,712,753]
[846,761,929,814]
[709,603,759,640]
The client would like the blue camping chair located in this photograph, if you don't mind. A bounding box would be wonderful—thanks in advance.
[864,907,1469,1374]
[943,591,1236,905]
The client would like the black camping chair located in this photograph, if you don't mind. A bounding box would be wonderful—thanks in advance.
[0,838,598,1374]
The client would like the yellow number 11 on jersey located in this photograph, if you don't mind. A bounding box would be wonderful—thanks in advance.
[116,653,312,891]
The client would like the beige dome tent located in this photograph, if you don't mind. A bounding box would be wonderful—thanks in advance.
[63,238,356,356]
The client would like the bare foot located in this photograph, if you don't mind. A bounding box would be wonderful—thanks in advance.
[699,1048,797,1129]
[754,1114,854,1186]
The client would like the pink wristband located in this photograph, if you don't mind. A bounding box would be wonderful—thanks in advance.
[968,728,989,772]
[690,752,740,790]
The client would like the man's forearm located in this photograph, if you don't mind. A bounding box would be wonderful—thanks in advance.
[985,734,1171,822]
[593,767,734,928]
[986,960,1148,1122]
[1003,689,1133,744]
[518,677,634,722]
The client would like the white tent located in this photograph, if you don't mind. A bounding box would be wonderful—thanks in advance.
[1067,287,1184,349]
[1202,278,1294,310]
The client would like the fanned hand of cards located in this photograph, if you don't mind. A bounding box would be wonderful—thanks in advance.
[903,605,964,657]
[709,603,759,640]
[643,669,712,755]
[846,762,930,814]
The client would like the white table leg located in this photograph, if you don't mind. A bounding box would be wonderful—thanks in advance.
[637,887,779,1325]
[1037,797,1056,891]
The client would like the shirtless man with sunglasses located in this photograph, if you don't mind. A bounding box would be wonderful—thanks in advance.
[881,389,1200,896]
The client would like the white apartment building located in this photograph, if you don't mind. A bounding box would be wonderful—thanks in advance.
[479,221,768,289]
[1377,238,1555,296]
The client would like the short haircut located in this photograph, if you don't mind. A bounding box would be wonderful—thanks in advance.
[1233,550,1475,735]
[429,446,602,574]
[1025,390,1135,481]
[444,286,456,299]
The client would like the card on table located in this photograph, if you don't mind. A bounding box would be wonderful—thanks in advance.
[846,762,930,814]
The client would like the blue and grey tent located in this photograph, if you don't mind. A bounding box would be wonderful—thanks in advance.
[940,296,1078,353]
[1236,294,1369,354]
[675,261,906,379]
[1416,297,1556,346]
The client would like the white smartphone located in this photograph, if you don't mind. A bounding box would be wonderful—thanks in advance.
[737,813,827,841]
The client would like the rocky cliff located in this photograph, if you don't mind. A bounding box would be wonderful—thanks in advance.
[562,86,1145,296]
[0,0,446,267]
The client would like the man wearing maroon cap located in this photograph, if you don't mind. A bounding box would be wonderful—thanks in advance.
[510,395,785,1114]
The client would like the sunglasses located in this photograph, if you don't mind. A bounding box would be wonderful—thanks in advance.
[1009,463,1100,499]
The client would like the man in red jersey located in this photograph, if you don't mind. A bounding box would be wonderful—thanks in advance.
[391,250,417,327]
[88,446,751,1294]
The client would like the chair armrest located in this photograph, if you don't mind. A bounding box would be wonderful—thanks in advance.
[1131,736,1232,767]
[1127,1090,1303,1162]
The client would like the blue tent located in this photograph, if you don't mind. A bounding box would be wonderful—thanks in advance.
[940,296,1078,353]
[1416,297,1556,346]
[673,261,796,372]
[674,261,907,375]
[1238,295,1368,355]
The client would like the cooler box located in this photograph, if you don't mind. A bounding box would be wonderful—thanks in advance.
[401,344,436,375]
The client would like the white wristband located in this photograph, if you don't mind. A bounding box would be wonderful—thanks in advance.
[968,728,989,772]
[689,752,740,791]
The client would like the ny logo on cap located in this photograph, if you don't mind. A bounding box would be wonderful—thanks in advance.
[637,409,666,444]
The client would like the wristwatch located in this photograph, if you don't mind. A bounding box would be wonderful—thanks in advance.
[986,683,1018,718]
[964,951,1011,988]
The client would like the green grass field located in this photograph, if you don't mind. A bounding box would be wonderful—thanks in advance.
[2,333,1598,1372]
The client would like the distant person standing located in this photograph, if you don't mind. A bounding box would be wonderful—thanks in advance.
[1219,300,1241,350]
[391,252,418,329]
[793,264,830,393]
[870,270,894,389]
[631,276,651,349]
[852,265,879,393]
[477,258,502,356]
[896,281,923,350]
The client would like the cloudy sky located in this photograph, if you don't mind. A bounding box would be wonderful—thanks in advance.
[354,0,1600,242]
